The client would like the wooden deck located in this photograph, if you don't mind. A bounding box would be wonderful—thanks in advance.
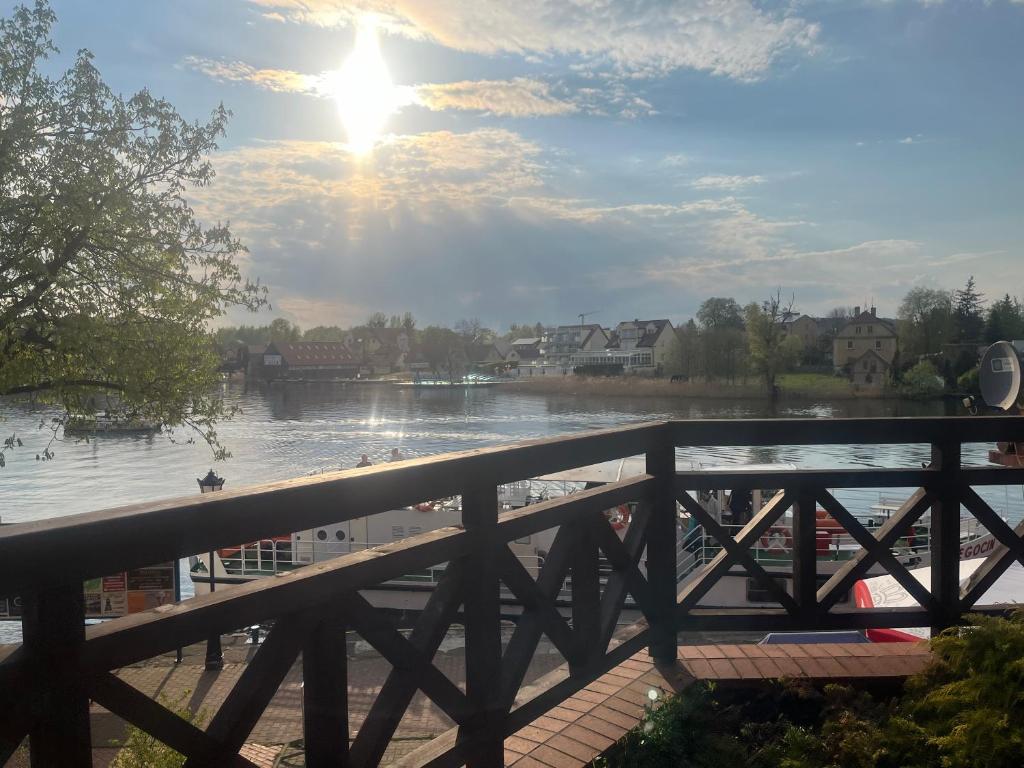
[400,640,933,768]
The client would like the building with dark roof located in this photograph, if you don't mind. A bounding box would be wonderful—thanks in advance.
[262,342,360,380]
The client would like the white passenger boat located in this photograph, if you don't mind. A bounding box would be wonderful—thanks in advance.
[190,458,999,617]
[855,557,1024,641]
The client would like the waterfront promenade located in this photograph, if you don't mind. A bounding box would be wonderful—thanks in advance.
[1,631,566,767]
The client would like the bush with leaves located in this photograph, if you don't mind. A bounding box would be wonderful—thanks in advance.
[110,694,204,768]
[604,611,1024,768]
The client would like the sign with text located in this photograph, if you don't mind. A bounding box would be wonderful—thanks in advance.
[1,563,175,620]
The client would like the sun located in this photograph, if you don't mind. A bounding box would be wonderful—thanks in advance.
[330,19,401,154]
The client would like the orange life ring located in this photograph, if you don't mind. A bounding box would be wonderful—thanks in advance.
[759,526,793,554]
[414,501,436,512]
[608,505,631,530]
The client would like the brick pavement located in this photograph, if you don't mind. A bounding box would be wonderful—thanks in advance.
[2,637,930,768]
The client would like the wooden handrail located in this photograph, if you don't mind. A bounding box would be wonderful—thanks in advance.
[3,416,1024,768]
[0,421,665,594]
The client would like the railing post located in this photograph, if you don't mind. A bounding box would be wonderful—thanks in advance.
[303,612,349,767]
[646,429,677,665]
[792,488,818,623]
[930,440,962,632]
[22,585,92,767]
[205,549,224,671]
[570,517,600,674]
[460,476,504,766]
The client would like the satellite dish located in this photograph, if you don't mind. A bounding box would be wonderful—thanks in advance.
[979,341,1022,411]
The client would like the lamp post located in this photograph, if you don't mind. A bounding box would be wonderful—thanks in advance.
[198,469,225,671]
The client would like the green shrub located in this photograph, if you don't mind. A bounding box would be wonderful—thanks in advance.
[605,611,1024,768]
[110,693,204,768]
[900,360,946,398]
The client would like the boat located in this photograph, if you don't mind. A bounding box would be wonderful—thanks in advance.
[190,458,1000,618]
[191,461,677,620]
[395,374,499,389]
[854,557,1024,641]
[63,414,160,435]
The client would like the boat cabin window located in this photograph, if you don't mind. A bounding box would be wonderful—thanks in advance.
[515,535,531,545]
[316,530,327,541]
[392,525,404,540]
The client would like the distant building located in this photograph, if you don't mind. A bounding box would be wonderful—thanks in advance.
[547,324,609,366]
[467,339,519,370]
[780,314,820,350]
[603,319,676,374]
[343,327,411,374]
[510,337,543,362]
[832,307,898,387]
[261,342,360,380]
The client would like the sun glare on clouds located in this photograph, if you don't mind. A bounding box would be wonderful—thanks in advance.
[327,18,411,154]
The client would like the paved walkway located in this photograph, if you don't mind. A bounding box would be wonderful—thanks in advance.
[2,636,932,768]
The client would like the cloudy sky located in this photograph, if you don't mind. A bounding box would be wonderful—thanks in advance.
[25,0,1024,329]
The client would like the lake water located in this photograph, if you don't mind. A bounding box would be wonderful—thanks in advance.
[0,381,984,523]
[1,382,1020,643]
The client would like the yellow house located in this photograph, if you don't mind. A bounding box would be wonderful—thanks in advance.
[832,307,898,384]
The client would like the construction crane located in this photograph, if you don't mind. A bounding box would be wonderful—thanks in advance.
[577,310,599,327]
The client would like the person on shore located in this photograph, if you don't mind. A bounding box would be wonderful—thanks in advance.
[388,448,404,462]
[356,454,372,467]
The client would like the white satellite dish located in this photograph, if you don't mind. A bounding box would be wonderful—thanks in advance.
[979,341,1022,411]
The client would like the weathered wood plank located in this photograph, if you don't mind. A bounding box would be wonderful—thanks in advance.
[676,468,935,491]
[816,489,936,612]
[302,613,350,768]
[670,415,1024,447]
[677,490,792,612]
[930,442,962,631]
[958,504,1024,609]
[349,559,465,768]
[677,492,798,614]
[22,585,91,768]
[497,525,575,712]
[89,673,256,767]
[185,610,320,766]
[460,477,504,768]
[495,475,653,542]
[342,593,471,725]
[81,528,468,673]
[594,502,652,651]
[676,604,1016,632]
[0,422,665,594]
[645,437,677,664]
[816,489,933,611]
[496,545,577,664]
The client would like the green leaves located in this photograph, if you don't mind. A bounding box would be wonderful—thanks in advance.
[0,1,265,464]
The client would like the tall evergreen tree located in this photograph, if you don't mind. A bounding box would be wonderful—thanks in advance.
[952,276,985,343]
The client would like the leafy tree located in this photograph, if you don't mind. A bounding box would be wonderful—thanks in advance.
[267,318,300,343]
[401,312,416,332]
[984,294,1024,344]
[302,325,346,342]
[744,292,800,393]
[420,326,464,381]
[0,1,264,462]
[899,287,954,360]
[952,275,985,343]
[696,298,745,383]
[696,297,744,331]
[366,312,388,328]
[676,320,700,379]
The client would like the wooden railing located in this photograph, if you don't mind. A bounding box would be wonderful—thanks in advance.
[1,416,1023,767]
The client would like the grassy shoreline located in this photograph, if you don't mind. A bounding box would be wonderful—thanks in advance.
[500,372,894,400]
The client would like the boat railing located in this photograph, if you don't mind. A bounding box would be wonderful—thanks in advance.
[3,416,1024,767]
